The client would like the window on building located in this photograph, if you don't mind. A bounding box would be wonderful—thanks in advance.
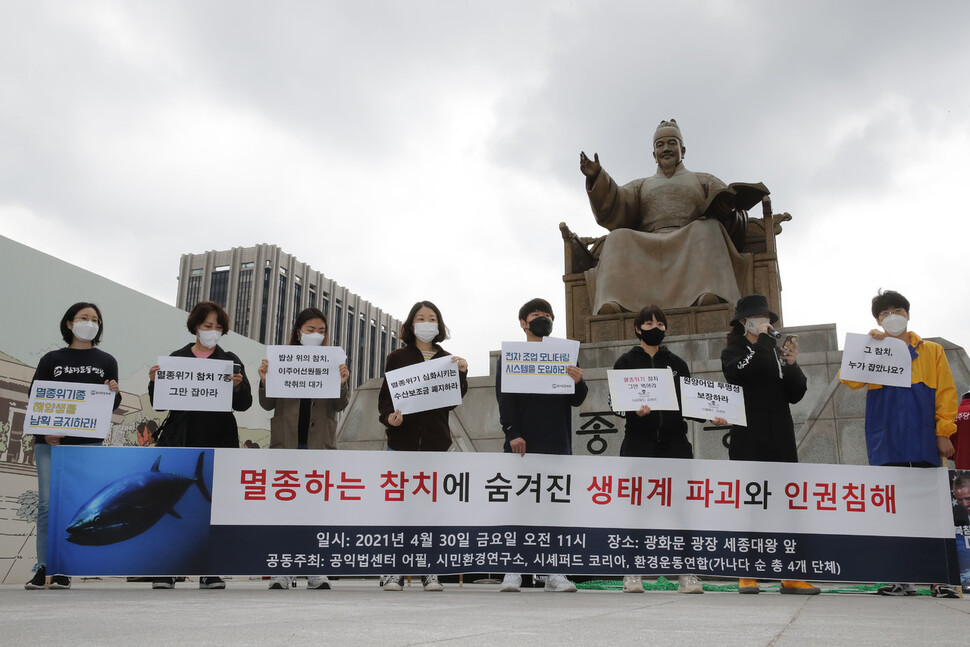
[275,271,288,345]
[235,267,253,337]
[185,271,203,311]
[259,266,271,344]
[209,266,230,308]
[334,303,342,346]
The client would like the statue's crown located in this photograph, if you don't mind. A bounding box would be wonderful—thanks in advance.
[653,118,683,143]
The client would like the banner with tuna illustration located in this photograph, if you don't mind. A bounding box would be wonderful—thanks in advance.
[48,447,961,584]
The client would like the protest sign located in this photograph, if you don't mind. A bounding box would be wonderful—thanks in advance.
[500,338,579,394]
[153,356,235,412]
[385,355,462,415]
[607,369,679,412]
[265,345,346,399]
[25,380,116,439]
[840,333,911,388]
[680,377,746,426]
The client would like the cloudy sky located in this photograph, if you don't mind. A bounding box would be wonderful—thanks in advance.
[2,1,969,377]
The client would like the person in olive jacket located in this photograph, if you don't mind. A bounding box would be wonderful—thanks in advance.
[258,307,350,450]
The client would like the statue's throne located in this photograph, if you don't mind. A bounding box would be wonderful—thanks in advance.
[560,197,792,343]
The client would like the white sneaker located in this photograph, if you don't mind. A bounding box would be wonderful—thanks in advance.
[381,575,404,591]
[677,574,704,594]
[622,575,644,593]
[499,573,522,592]
[307,576,331,590]
[422,574,444,591]
[268,576,293,589]
[544,574,577,592]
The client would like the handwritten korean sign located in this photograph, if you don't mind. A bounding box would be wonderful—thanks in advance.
[153,356,235,412]
[26,380,115,439]
[385,355,462,415]
[840,333,911,388]
[265,345,347,399]
[500,338,580,394]
[680,377,746,426]
[606,369,679,412]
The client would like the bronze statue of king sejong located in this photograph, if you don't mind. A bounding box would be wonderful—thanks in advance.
[580,119,768,314]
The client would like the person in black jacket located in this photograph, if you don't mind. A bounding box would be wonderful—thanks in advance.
[148,300,252,590]
[613,304,724,595]
[496,298,587,593]
[720,294,817,595]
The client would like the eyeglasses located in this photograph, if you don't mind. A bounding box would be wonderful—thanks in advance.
[878,308,906,320]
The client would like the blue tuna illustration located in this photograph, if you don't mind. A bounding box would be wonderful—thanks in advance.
[65,452,211,546]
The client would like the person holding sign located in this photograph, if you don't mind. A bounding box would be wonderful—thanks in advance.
[378,300,468,592]
[612,305,725,595]
[257,307,350,591]
[496,298,587,594]
[25,302,122,591]
[721,294,819,595]
[839,290,960,598]
[147,300,252,590]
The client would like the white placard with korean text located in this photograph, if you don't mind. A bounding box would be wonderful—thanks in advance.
[840,333,911,388]
[500,338,580,394]
[679,377,747,427]
[607,369,679,412]
[385,355,462,415]
[25,380,116,439]
[153,356,235,412]
[265,345,347,399]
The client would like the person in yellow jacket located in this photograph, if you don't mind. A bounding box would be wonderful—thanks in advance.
[840,289,959,598]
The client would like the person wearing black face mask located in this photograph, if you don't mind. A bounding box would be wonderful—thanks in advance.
[612,305,725,596]
[495,298,588,594]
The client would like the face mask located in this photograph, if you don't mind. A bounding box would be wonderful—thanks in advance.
[881,313,908,336]
[638,327,665,346]
[528,316,553,338]
[71,321,99,342]
[744,317,770,336]
[300,332,325,347]
[413,322,438,343]
[198,329,222,349]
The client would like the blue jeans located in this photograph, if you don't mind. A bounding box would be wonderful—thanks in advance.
[34,443,51,570]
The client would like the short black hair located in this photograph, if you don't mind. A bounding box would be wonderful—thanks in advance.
[399,300,447,345]
[634,305,667,331]
[288,307,328,346]
[871,290,910,320]
[60,302,104,346]
[518,298,554,322]
[186,301,230,335]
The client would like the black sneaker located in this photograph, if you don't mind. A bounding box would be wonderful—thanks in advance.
[199,576,226,589]
[152,577,176,590]
[49,574,71,590]
[25,566,47,590]
[931,584,960,599]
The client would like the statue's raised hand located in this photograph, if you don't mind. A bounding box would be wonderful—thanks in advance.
[580,151,601,178]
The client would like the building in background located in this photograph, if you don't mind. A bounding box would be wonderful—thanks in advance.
[176,244,402,386]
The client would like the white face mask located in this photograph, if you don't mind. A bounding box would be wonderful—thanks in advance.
[198,329,222,349]
[300,332,325,347]
[744,317,770,336]
[71,321,99,342]
[413,322,438,343]
[881,313,908,336]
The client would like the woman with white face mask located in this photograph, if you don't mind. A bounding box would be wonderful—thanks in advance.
[720,294,819,596]
[377,300,469,592]
[256,308,350,591]
[24,302,122,591]
[147,300,251,591]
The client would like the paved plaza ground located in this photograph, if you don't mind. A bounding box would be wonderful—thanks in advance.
[2,577,968,646]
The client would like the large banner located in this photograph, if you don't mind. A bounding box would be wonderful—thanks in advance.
[48,447,960,584]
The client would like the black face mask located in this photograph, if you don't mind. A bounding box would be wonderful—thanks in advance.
[638,327,665,346]
[528,316,553,338]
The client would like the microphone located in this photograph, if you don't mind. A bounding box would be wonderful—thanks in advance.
[767,327,782,340]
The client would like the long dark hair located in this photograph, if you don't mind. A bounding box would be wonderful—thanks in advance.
[288,307,329,346]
